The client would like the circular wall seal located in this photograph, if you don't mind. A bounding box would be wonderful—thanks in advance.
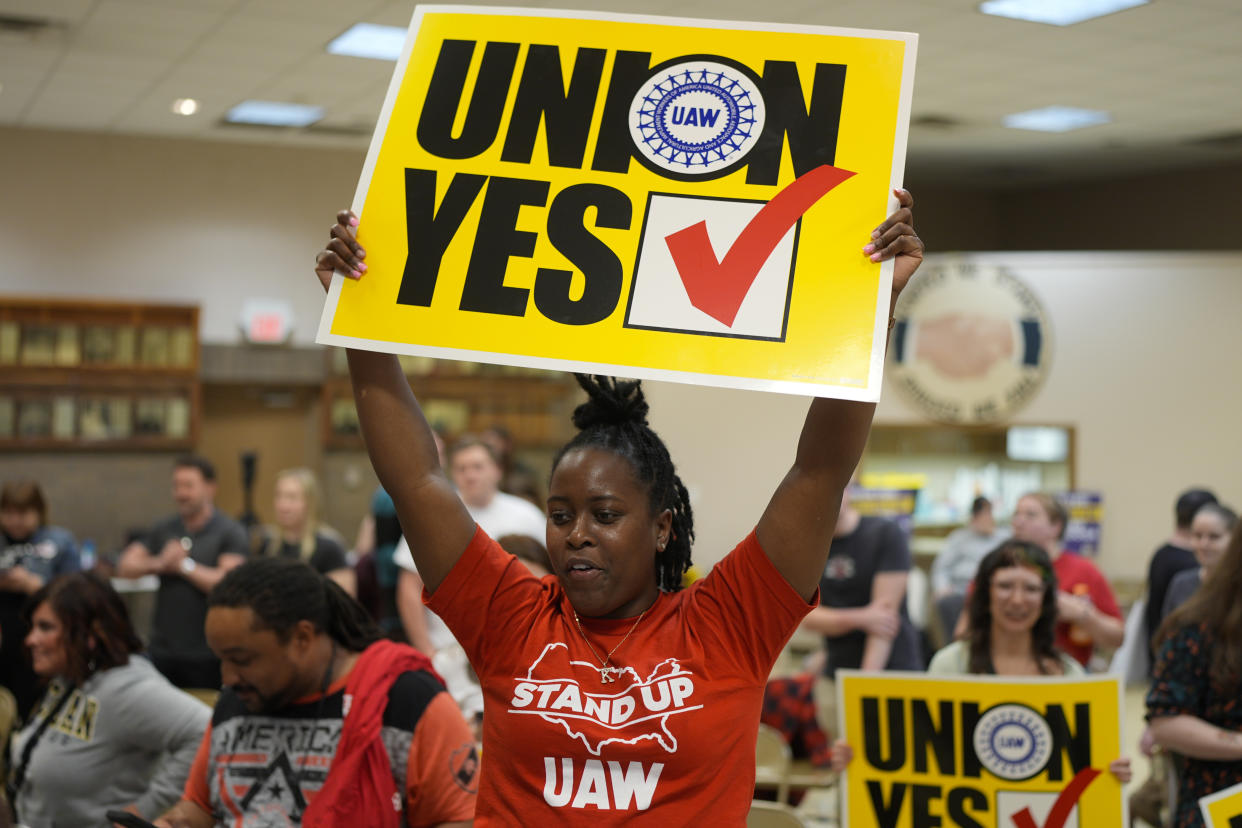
[629,56,765,180]
[887,259,1053,424]
[972,703,1053,781]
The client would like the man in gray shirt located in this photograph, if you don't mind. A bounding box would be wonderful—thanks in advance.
[930,496,1009,645]
[117,456,248,688]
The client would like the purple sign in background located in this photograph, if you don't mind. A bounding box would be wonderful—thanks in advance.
[1059,490,1103,557]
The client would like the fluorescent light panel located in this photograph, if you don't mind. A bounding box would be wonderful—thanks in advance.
[226,100,323,127]
[327,23,407,61]
[980,0,1148,26]
[1004,106,1111,132]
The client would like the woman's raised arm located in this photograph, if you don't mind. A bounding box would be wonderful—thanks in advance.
[756,190,923,599]
[316,211,477,592]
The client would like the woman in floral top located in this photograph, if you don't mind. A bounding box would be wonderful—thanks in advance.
[1148,520,1242,827]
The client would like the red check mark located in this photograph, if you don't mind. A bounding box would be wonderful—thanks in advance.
[664,164,856,327]
[1010,767,1102,828]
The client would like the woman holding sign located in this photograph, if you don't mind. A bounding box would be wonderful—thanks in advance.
[930,541,1083,677]
[832,540,1132,781]
[1149,524,1242,828]
[311,192,922,823]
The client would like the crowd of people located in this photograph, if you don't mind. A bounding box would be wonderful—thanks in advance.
[800,485,1240,828]
[0,192,1235,827]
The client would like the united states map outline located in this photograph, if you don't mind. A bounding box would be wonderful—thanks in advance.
[508,642,704,757]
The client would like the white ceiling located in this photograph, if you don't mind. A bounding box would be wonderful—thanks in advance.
[1,0,1240,187]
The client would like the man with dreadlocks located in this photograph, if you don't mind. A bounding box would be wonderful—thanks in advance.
[313,189,922,823]
[153,558,477,828]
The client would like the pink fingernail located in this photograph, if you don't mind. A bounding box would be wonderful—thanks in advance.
[350,269,361,277]
[870,252,882,262]
[358,263,367,272]
[349,215,359,226]
[863,243,875,255]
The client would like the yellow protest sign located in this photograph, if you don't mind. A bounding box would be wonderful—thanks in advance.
[1200,780,1242,827]
[316,6,916,400]
[837,670,1125,828]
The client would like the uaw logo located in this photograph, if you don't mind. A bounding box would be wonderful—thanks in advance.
[888,258,1053,425]
[508,643,701,756]
[629,56,765,179]
[972,703,1054,781]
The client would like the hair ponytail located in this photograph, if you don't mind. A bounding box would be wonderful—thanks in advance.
[322,576,380,650]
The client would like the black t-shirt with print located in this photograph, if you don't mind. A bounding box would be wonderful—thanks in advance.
[144,510,249,661]
[818,515,922,677]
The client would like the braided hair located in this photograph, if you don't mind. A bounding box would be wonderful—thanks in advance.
[209,557,379,651]
[552,375,695,591]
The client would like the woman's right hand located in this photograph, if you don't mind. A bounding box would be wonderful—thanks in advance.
[830,739,854,773]
[314,210,367,292]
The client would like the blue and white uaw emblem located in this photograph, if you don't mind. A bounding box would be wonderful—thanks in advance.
[973,703,1054,781]
[629,56,766,178]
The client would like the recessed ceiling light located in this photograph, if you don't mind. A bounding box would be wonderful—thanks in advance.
[979,0,1148,26]
[225,100,324,128]
[171,98,199,116]
[1004,106,1111,132]
[327,23,407,61]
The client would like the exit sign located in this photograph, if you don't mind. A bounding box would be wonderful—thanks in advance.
[240,299,294,344]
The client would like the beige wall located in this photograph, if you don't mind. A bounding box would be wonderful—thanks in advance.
[2,126,1239,580]
[647,252,1242,579]
[0,128,363,344]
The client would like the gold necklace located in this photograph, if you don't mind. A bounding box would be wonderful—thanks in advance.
[572,607,648,683]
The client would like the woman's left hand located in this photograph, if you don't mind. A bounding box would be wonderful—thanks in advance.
[864,188,923,297]
[1108,756,1132,783]
[830,739,854,773]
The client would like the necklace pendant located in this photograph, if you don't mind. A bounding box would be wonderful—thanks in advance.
[599,666,618,683]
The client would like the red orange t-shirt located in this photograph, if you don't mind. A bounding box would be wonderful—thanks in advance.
[1053,551,1121,666]
[427,526,815,825]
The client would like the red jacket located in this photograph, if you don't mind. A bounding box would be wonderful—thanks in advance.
[303,639,441,828]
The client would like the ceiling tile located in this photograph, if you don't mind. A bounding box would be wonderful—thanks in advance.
[0,73,40,120]
[57,51,169,81]
[0,0,95,23]
[0,41,64,75]
[71,2,228,61]
[39,70,150,99]
[243,0,386,26]
[23,89,130,125]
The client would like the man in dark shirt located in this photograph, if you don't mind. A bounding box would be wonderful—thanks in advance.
[117,455,248,688]
[1144,488,1216,663]
[799,488,922,677]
